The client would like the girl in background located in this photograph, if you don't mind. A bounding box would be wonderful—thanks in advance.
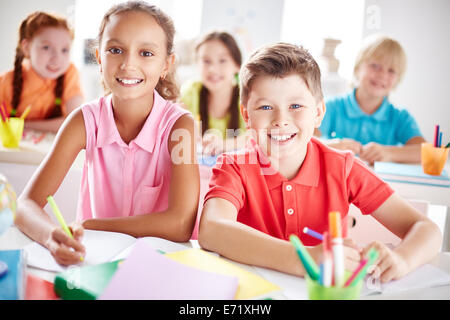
[0,11,84,133]
[317,34,425,164]
[15,1,199,266]
[180,31,247,156]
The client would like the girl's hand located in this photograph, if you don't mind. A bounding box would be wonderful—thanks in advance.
[202,133,224,156]
[45,222,85,266]
[360,142,390,165]
[362,241,409,283]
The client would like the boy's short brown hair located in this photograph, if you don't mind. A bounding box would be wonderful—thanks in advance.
[240,43,323,105]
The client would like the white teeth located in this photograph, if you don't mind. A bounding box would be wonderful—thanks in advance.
[118,78,142,85]
[270,134,295,141]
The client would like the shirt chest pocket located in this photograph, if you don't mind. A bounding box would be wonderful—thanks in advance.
[132,180,167,215]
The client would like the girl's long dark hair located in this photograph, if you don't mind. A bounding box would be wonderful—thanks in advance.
[196,31,242,135]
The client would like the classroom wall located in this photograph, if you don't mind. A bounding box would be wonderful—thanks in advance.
[363,0,450,144]
[0,0,76,73]
[199,0,284,60]
[1,0,449,145]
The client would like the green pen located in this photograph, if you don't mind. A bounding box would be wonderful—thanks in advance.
[350,248,379,287]
[289,235,320,281]
[47,195,84,261]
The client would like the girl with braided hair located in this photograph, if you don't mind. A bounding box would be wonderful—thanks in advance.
[0,11,83,133]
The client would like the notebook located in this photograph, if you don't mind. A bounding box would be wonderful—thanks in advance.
[0,249,26,300]
[361,263,450,296]
[374,161,450,187]
[166,249,281,299]
[98,240,238,300]
[23,229,189,272]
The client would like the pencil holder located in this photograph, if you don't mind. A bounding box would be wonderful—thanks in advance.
[421,143,449,176]
[0,118,24,149]
[306,276,362,300]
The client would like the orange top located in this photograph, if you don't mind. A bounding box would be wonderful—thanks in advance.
[0,61,83,119]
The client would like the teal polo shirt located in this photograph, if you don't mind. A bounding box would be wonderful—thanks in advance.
[319,89,422,146]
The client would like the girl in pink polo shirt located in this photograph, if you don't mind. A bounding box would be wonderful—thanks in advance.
[15,2,199,266]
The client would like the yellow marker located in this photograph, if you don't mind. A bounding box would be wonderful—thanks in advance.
[47,195,84,261]
[20,105,31,120]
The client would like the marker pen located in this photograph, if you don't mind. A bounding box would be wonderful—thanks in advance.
[329,211,344,287]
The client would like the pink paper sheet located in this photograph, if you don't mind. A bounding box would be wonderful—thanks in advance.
[99,239,238,300]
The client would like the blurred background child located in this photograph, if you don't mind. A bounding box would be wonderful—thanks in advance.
[0,11,84,133]
[180,31,247,156]
[316,34,425,164]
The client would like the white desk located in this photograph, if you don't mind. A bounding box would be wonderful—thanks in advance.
[0,129,84,168]
[376,160,450,207]
[1,226,450,300]
[389,181,450,208]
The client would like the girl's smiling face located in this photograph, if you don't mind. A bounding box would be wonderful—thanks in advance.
[197,39,240,92]
[98,11,173,102]
[22,27,72,79]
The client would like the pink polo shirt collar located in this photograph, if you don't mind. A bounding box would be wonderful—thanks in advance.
[95,90,166,153]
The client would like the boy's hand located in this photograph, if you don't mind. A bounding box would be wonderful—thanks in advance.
[342,238,363,272]
[308,238,362,273]
[329,138,362,155]
[45,222,85,266]
[360,142,390,164]
[362,241,409,283]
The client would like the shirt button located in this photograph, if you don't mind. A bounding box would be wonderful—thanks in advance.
[287,208,294,215]
[286,185,292,191]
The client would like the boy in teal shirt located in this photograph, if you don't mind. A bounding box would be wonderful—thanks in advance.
[317,34,425,164]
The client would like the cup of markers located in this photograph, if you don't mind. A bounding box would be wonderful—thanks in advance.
[290,211,379,300]
[0,103,30,149]
[421,125,449,176]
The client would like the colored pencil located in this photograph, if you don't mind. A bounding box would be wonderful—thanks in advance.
[20,105,32,120]
[434,125,440,147]
[0,102,7,122]
[303,227,323,241]
[47,195,73,238]
[289,234,320,281]
[348,248,379,287]
[344,258,368,287]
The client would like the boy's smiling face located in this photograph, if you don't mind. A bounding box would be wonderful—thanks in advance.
[357,58,399,98]
[242,74,325,161]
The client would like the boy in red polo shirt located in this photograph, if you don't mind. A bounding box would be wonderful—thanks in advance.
[198,43,442,283]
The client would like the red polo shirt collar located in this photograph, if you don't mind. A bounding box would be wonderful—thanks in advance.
[249,137,321,190]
